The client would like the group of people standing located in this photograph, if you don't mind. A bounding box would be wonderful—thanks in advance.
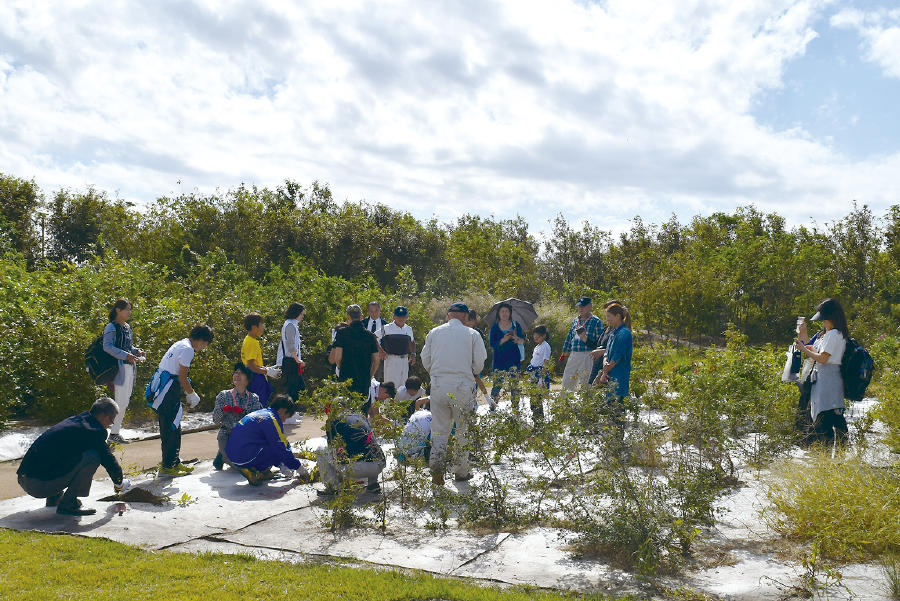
[15,292,637,513]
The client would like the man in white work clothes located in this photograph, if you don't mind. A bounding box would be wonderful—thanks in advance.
[420,302,487,486]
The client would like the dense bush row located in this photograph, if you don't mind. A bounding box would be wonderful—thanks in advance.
[4,172,900,345]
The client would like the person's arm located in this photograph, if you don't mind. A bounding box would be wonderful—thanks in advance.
[102,324,134,362]
[513,322,525,344]
[212,391,227,424]
[408,335,417,365]
[489,324,503,351]
[245,359,267,375]
[370,353,380,378]
[178,364,194,394]
[420,334,433,372]
[262,414,301,469]
[795,341,832,364]
[562,322,575,353]
[94,430,124,485]
[472,332,488,375]
[284,323,301,363]
[333,347,343,367]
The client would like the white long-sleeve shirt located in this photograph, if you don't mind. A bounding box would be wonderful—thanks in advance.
[420,318,487,385]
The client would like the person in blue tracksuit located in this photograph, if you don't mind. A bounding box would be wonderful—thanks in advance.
[225,395,307,485]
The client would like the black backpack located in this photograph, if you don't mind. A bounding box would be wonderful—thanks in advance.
[840,337,874,402]
[85,323,123,385]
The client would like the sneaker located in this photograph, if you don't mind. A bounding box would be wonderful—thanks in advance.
[45,493,63,508]
[108,433,129,445]
[212,453,224,471]
[240,468,264,486]
[159,464,193,477]
[57,502,96,516]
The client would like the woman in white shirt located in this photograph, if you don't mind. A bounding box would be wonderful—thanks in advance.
[794,298,849,446]
[277,303,306,402]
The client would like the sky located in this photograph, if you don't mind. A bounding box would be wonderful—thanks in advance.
[1,0,899,234]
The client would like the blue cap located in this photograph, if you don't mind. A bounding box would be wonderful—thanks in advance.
[448,302,469,314]
[394,305,408,317]
[576,296,592,307]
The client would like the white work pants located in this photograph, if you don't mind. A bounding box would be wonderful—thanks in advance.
[428,378,475,477]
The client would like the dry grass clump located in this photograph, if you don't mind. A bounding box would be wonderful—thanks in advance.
[765,451,900,561]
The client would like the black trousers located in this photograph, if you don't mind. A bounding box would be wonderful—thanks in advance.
[283,357,306,402]
[812,409,849,445]
[18,449,101,506]
[158,380,183,468]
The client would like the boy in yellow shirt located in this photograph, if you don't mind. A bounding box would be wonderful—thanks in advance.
[241,313,280,406]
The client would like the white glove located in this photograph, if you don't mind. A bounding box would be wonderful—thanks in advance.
[294,464,310,481]
[115,478,131,493]
[279,463,293,479]
[186,391,201,408]
[266,366,282,379]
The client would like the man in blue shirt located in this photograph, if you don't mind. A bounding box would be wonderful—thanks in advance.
[596,304,633,402]
[225,395,306,485]
[560,297,603,391]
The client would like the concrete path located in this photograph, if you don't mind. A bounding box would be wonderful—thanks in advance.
[0,407,891,600]
[0,418,325,501]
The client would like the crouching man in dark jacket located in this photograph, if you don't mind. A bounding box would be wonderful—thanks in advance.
[17,397,127,516]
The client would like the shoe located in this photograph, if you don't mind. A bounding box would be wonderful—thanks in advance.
[45,493,63,508]
[108,433,129,445]
[316,486,337,498]
[431,473,445,486]
[212,453,224,471]
[240,468,264,486]
[365,483,381,494]
[57,502,96,516]
[454,473,474,482]
[159,463,193,477]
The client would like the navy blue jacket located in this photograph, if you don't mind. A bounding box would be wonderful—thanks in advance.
[17,411,123,484]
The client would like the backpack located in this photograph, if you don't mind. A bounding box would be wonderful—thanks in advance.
[85,323,123,385]
[840,337,874,402]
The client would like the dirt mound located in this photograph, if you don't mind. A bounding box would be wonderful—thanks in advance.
[99,487,168,505]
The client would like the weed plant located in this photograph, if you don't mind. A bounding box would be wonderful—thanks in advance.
[882,553,900,600]
[765,451,900,560]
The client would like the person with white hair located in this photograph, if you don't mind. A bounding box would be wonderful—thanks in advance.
[17,397,129,516]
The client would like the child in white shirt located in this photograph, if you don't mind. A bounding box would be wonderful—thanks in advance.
[525,325,551,420]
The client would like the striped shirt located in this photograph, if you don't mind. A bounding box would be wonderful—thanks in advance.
[562,314,603,353]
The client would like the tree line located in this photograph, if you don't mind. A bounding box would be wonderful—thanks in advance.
[2,172,899,348]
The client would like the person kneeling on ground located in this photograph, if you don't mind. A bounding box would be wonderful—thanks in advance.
[395,408,433,463]
[394,376,429,420]
[212,363,262,470]
[363,378,396,424]
[17,397,130,516]
[225,395,308,486]
[317,409,386,497]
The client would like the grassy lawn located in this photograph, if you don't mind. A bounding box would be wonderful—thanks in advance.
[0,529,618,601]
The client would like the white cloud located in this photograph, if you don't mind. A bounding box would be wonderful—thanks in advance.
[831,7,900,79]
[0,0,897,235]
